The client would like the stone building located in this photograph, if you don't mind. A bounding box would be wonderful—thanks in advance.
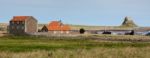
[9,16,38,34]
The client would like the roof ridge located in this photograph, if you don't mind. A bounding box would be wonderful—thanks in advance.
[10,16,32,21]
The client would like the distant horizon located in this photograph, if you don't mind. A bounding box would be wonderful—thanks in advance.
[0,16,150,27]
[0,17,150,27]
[0,0,150,26]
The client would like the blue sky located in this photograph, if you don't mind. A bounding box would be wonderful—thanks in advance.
[0,0,150,26]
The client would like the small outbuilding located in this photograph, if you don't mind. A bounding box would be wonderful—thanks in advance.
[41,25,48,32]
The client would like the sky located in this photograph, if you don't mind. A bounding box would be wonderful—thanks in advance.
[0,0,150,26]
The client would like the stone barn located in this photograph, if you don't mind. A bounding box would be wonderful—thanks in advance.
[9,16,38,35]
[47,20,71,34]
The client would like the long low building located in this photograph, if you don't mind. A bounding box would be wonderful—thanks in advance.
[40,20,71,34]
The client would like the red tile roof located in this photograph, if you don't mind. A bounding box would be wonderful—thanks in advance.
[10,16,31,21]
[61,25,71,31]
[48,21,61,31]
[48,21,70,31]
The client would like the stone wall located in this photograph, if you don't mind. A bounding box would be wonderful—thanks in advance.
[9,21,25,34]
[28,32,80,37]
[25,17,38,33]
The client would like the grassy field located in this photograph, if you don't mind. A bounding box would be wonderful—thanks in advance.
[38,23,135,30]
[0,35,150,58]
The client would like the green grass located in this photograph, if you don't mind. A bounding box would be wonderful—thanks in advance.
[0,35,150,58]
[0,35,150,52]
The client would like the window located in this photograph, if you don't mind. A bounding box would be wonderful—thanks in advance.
[19,21,24,25]
[12,26,16,30]
[11,21,14,24]
[17,21,19,24]
[13,21,17,25]
[22,26,24,29]
[22,22,25,24]
[16,26,19,29]
[19,21,22,24]
[11,26,14,29]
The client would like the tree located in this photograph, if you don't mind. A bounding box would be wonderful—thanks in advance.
[79,28,85,34]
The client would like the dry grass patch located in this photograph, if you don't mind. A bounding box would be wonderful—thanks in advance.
[0,47,150,58]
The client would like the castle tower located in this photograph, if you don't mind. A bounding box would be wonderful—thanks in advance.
[121,16,137,27]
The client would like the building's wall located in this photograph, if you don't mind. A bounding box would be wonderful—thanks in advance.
[9,21,25,34]
[25,17,38,33]
[48,31,70,34]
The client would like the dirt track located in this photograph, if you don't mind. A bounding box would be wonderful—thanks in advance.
[0,31,7,37]
[91,36,150,42]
